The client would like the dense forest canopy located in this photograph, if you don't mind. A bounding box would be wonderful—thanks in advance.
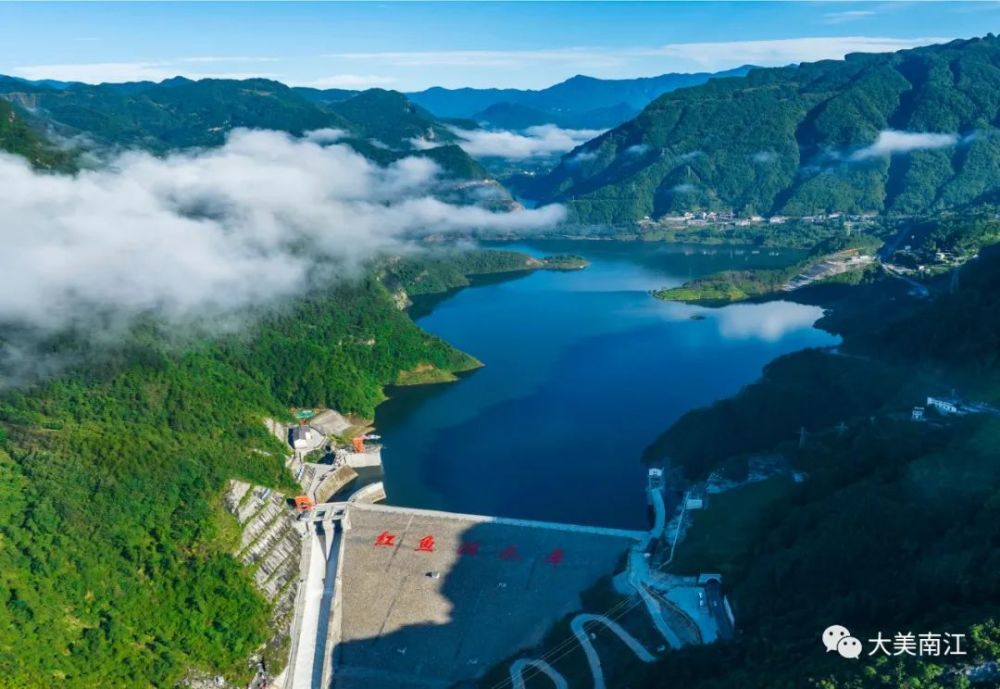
[531,35,1000,224]
[1,29,999,689]
[0,77,485,179]
[638,246,1000,689]
[0,99,73,170]
[0,268,486,687]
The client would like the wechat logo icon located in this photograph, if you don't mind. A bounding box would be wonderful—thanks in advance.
[823,625,863,659]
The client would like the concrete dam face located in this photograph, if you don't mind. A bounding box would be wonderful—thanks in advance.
[258,416,723,689]
[321,503,642,689]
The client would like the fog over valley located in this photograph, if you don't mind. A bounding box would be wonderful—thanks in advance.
[0,128,564,380]
[1,7,999,689]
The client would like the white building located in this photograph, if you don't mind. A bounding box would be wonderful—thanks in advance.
[291,425,313,449]
[647,468,664,490]
[927,396,964,415]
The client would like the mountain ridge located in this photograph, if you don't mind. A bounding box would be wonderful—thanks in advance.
[529,34,1000,224]
[405,66,755,128]
[0,77,487,179]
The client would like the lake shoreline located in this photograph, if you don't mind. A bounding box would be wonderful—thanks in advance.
[373,240,837,529]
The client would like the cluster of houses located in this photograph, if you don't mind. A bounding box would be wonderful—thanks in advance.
[913,396,1000,421]
[638,210,878,230]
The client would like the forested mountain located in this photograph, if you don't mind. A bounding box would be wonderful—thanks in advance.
[2,32,998,689]
[300,87,458,149]
[290,85,358,105]
[0,77,485,178]
[0,250,550,686]
[406,67,754,129]
[531,35,1000,224]
[638,243,1000,689]
[0,77,347,151]
[0,99,72,169]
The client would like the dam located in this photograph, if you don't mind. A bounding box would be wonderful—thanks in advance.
[252,414,731,689]
[288,502,643,689]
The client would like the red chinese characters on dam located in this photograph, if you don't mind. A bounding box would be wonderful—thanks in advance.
[374,531,397,547]
[457,541,480,556]
[545,548,565,566]
[499,544,520,561]
[373,532,567,564]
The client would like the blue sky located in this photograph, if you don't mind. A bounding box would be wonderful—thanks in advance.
[0,2,996,90]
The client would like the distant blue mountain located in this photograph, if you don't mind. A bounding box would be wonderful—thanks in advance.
[405,67,755,129]
[0,75,77,90]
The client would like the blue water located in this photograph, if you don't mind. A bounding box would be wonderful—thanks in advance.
[374,240,839,529]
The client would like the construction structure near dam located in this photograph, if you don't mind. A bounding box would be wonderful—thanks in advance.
[234,411,733,689]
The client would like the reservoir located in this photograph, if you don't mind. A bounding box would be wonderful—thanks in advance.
[374,240,839,529]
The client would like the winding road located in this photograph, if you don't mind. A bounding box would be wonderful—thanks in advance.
[572,614,657,689]
[505,476,684,688]
[509,659,569,689]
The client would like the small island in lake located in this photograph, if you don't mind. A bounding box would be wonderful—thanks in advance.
[540,254,589,270]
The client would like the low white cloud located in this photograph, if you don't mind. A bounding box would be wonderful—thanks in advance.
[328,48,627,69]
[9,60,280,84]
[8,36,951,92]
[568,149,599,164]
[0,129,564,379]
[822,10,877,25]
[714,301,826,342]
[625,144,650,156]
[409,136,440,151]
[634,36,947,72]
[329,36,945,75]
[677,150,705,162]
[849,129,959,160]
[303,128,348,144]
[7,34,954,93]
[304,74,396,89]
[672,183,696,193]
[443,125,605,160]
[177,56,280,65]
[752,150,778,163]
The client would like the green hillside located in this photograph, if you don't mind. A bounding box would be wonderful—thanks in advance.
[0,261,504,687]
[0,77,347,151]
[0,99,73,170]
[533,35,1000,224]
[344,138,489,181]
[0,78,484,178]
[321,88,457,149]
[638,247,1000,689]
